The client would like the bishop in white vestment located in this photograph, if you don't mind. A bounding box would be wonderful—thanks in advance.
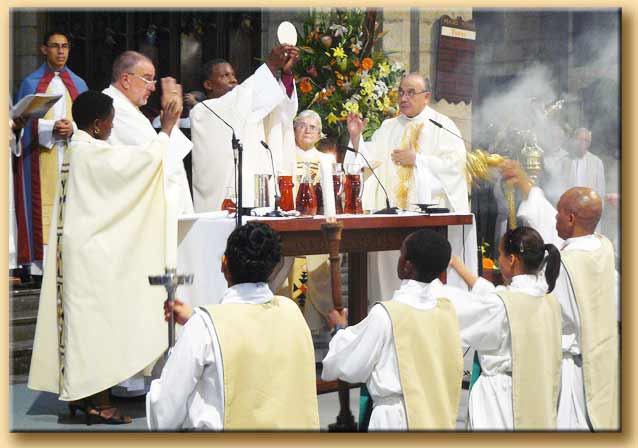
[344,73,476,300]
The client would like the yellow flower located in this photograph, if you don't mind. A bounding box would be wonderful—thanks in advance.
[340,110,348,117]
[378,62,390,76]
[327,112,339,124]
[344,102,360,113]
[332,46,346,58]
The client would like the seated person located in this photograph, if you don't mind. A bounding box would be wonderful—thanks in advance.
[146,222,320,431]
[322,229,465,431]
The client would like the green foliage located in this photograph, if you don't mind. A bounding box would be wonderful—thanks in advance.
[293,9,405,144]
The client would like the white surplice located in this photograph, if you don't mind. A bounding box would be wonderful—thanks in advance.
[28,130,170,401]
[103,85,194,215]
[451,275,549,430]
[516,186,620,430]
[189,64,297,212]
[146,282,273,431]
[343,105,476,297]
[322,279,480,430]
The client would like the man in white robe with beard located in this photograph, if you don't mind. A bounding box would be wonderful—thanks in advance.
[502,162,619,431]
[189,45,299,212]
[344,73,476,300]
[103,51,194,216]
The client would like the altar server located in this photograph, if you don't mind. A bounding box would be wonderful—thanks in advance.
[147,222,320,431]
[322,229,464,431]
[13,31,88,272]
[502,162,620,431]
[449,226,563,430]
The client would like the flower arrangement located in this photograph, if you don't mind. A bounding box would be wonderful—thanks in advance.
[294,9,405,144]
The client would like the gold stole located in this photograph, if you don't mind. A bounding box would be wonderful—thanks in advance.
[561,237,619,430]
[40,86,73,244]
[497,290,562,430]
[380,299,463,430]
[393,122,423,210]
[203,296,320,430]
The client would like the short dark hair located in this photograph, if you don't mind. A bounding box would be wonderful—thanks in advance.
[201,58,230,86]
[72,90,114,130]
[224,222,282,284]
[43,30,70,46]
[404,229,451,283]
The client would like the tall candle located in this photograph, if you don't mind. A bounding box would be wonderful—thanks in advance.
[165,185,178,268]
[320,160,336,220]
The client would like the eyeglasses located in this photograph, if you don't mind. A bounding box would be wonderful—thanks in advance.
[46,43,70,50]
[128,73,157,86]
[398,88,428,98]
[295,123,320,133]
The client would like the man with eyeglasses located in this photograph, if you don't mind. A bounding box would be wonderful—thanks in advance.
[13,30,88,276]
[103,50,194,217]
[344,72,476,299]
[190,45,299,212]
[102,51,194,398]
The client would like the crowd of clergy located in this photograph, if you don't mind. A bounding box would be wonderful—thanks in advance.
[9,30,619,432]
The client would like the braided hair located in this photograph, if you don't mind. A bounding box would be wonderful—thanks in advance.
[502,226,561,293]
[224,222,282,284]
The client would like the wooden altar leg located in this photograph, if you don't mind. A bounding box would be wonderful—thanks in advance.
[326,251,368,432]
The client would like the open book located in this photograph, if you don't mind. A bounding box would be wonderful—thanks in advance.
[10,93,62,120]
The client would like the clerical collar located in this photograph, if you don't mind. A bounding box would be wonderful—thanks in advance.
[400,105,431,123]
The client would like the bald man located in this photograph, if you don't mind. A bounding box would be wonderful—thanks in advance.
[103,51,194,216]
[343,73,476,301]
[503,162,619,431]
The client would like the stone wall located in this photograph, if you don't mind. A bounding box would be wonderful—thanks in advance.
[10,10,47,96]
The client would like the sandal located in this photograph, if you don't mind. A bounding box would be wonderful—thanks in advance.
[86,405,132,425]
[68,399,132,425]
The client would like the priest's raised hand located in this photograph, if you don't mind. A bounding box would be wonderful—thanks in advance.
[266,44,297,75]
[159,77,183,136]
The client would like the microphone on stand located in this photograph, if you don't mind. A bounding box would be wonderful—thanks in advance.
[344,147,397,215]
[198,101,244,229]
[260,141,284,217]
[429,118,474,147]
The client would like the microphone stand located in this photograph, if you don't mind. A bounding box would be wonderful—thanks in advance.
[345,146,397,214]
[200,101,244,229]
[260,141,283,217]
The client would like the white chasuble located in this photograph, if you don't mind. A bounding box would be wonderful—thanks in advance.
[343,106,476,298]
[28,130,169,401]
[103,85,194,215]
[190,64,297,212]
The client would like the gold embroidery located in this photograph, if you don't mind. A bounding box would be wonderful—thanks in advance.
[394,122,423,209]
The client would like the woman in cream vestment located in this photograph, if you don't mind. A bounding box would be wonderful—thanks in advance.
[28,89,183,424]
